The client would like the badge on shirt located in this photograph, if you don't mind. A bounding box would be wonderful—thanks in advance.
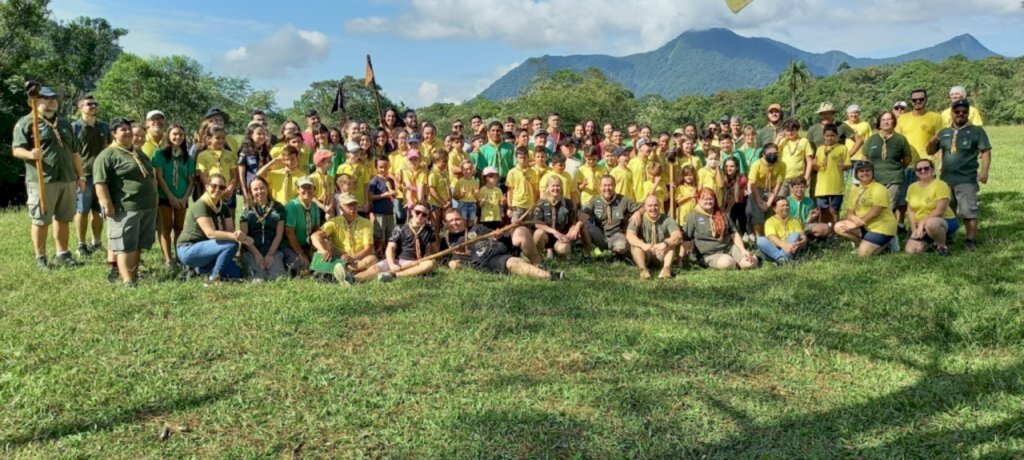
[467,231,477,239]
[697,216,706,224]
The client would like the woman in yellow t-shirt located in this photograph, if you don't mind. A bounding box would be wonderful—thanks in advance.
[834,161,898,257]
[756,197,808,265]
[904,159,957,256]
[674,165,698,223]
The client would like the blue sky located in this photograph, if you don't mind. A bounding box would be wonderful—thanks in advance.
[52,0,1024,110]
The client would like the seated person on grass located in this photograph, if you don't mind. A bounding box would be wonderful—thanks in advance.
[441,208,563,280]
[310,193,385,285]
[377,202,438,277]
[682,188,759,270]
[532,176,583,260]
[626,194,682,280]
[756,196,809,265]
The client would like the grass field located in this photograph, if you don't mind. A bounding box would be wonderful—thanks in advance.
[2,127,1023,458]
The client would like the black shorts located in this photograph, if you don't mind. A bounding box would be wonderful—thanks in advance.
[480,254,513,274]
[479,220,502,231]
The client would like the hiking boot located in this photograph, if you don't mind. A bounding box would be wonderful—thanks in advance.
[964,240,977,252]
[36,256,50,271]
[76,243,93,257]
[54,252,82,267]
[107,267,119,283]
[377,272,395,283]
[88,241,104,253]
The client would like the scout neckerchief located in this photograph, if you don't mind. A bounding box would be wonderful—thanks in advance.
[950,123,972,155]
[299,198,314,240]
[109,142,150,178]
[200,192,223,229]
[171,147,185,189]
[878,131,893,160]
[445,229,470,256]
[693,205,725,239]
[41,116,65,149]
[793,196,810,223]
[547,198,560,228]
[784,138,801,160]
[408,223,425,259]
[853,181,871,212]
[251,199,274,247]
[820,144,837,170]
[642,213,661,245]
[340,216,357,255]
[281,167,298,201]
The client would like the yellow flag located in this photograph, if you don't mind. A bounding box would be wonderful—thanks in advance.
[726,0,753,13]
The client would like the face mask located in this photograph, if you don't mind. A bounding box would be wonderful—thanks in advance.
[765,154,779,164]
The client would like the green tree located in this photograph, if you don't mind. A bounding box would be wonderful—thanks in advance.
[780,60,812,119]
[285,76,397,129]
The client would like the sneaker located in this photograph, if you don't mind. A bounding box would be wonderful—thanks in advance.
[107,267,119,283]
[549,270,565,281]
[658,269,672,279]
[76,243,93,257]
[935,245,950,257]
[54,252,82,267]
[36,256,50,271]
[377,272,395,283]
[88,241,104,253]
[333,264,353,286]
[964,240,977,252]
[122,280,137,289]
[888,236,900,253]
[203,275,221,287]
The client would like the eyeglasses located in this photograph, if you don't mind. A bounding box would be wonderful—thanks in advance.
[452,124,463,129]
[915,166,933,173]
[911,98,926,103]
[893,107,906,111]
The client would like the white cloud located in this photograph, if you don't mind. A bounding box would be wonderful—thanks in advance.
[216,26,330,79]
[346,0,1022,56]
[417,81,441,105]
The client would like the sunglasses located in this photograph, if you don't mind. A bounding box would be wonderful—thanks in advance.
[452,125,463,129]
[84,102,98,107]
[412,209,429,217]
[952,110,969,115]
[893,107,906,110]
[211,184,227,191]
[911,98,926,103]
[915,166,933,173]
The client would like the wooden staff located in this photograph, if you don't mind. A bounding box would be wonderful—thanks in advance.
[666,148,676,221]
[365,55,385,128]
[25,81,46,214]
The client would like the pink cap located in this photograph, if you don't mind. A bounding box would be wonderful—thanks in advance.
[406,148,421,159]
[313,149,334,166]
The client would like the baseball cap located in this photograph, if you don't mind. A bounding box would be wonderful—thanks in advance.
[816,102,837,114]
[767,103,783,112]
[672,128,685,136]
[337,193,358,205]
[296,176,315,188]
[345,141,361,153]
[406,149,421,160]
[110,118,135,130]
[38,87,58,98]
[951,99,970,109]
[313,150,334,165]
[407,133,422,144]
[482,166,498,176]
[846,104,861,113]
[146,110,165,120]
[893,101,908,109]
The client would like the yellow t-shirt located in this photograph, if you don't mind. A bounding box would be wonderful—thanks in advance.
[639,179,667,212]
[270,143,311,172]
[400,166,427,204]
[844,120,872,157]
[320,216,373,256]
[479,185,502,222]
[906,179,955,222]
[847,181,898,236]
[539,170,576,202]
[196,149,238,180]
[778,137,813,180]
[448,150,469,182]
[748,160,787,193]
[265,168,303,205]
[454,177,480,204]
[575,163,608,205]
[506,166,537,208]
[420,140,445,161]
[940,106,983,128]
[675,155,703,172]
[426,168,450,207]
[764,215,803,241]
[388,150,408,181]
[697,167,724,205]
[336,162,368,206]
[674,184,697,221]
[309,170,335,203]
[610,166,634,201]
[813,144,850,196]
[895,111,944,161]
[627,156,653,200]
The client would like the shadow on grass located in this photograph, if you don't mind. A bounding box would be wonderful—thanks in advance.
[1,378,245,447]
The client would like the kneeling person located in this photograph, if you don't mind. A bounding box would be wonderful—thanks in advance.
[311,193,382,285]
[442,208,563,280]
[626,194,682,279]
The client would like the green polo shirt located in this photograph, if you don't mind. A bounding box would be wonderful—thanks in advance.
[581,194,642,237]
[533,197,576,232]
[152,148,196,199]
[938,125,991,186]
[241,200,285,254]
[92,145,159,212]
[179,198,232,245]
[284,198,322,247]
[682,211,736,257]
[12,114,80,183]
[862,133,912,185]
[476,142,515,178]
[72,119,110,175]
[627,213,680,244]
[756,124,782,148]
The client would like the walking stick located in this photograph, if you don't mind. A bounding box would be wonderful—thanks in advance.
[666,148,677,221]
[25,81,47,214]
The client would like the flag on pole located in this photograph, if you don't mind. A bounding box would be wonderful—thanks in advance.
[365,55,376,86]
[726,0,753,13]
[331,82,345,114]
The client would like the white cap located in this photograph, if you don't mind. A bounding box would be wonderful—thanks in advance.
[146,110,165,120]
[949,85,967,97]
[846,104,861,113]
[345,141,361,153]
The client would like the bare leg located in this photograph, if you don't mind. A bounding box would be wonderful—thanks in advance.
[157,206,174,264]
[75,213,88,246]
[710,255,737,270]
[857,241,883,257]
[659,250,675,277]
[116,251,140,283]
[31,224,48,257]
[396,259,436,277]
[965,218,977,242]
[553,242,571,259]
[506,257,551,279]
[53,221,70,253]
[532,229,547,256]
[511,226,542,265]
[352,255,381,282]
[833,220,862,244]
[90,210,103,244]
[630,246,651,279]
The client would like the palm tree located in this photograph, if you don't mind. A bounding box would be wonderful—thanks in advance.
[780,60,811,118]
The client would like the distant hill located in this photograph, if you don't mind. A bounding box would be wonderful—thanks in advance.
[480,28,999,101]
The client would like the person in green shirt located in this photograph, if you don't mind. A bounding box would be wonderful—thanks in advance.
[861,111,913,209]
[626,194,682,279]
[72,94,110,257]
[152,124,196,266]
[283,177,323,273]
[476,121,515,182]
[11,86,86,270]
[93,118,159,286]
[926,99,992,251]
[757,104,784,148]
[177,173,249,283]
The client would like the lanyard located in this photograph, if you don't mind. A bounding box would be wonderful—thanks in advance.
[41,117,65,149]
[109,144,150,178]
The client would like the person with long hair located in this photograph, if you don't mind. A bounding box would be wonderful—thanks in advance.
[834,161,898,257]
[177,173,249,283]
[239,175,287,280]
[236,123,272,207]
[681,187,758,270]
[153,124,195,266]
[195,124,239,217]
[904,159,957,256]
[722,157,748,238]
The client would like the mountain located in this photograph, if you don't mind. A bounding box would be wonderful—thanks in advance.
[479,29,999,101]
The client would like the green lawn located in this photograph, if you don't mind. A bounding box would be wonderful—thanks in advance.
[2,127,1023,458]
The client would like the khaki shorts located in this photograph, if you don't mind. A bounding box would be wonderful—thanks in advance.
[27,181,76,226]
[950,182,979,219]
[884,183,901,210]
[108,208,157,253]
[702,245,747,268]
[510,206,531,222]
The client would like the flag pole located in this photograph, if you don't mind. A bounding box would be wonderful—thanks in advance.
[366,55,385,128]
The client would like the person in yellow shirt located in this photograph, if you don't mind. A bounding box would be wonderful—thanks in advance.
[270,132,311,173]
[835,161,899,257]
[904,159,957,256]
[453,159,480,227]
[388,131,410,182]
[628,138,657,200]
[308,150,335,218]
[940,85,983,127]
[747,144,787,237]
[141,110,166,158]
[812,125,850,225]
[639,161,668,212]
[506,147,538,220]
[674,165,699,223]
[610,147,634,201]
[843,105,872,157]
[400,150,428,212]
[777,119,813,197]
[531,146,550,186]
[256,145,303,205]
[478,167,504,229]
[196,125,239,215]
[697,149,725,206]
[426,151,451,230]
[540,153,577,204]
[418,124,445,160]
[311,193,387,285]
[335,142,369,214]
[896,88,944,161]
[756,197,808,264]
[575,145,608,206]
[447,132,469,184]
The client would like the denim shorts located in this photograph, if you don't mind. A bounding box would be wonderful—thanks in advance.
[863,231,894,246]
[816,195,843,210]
[457,202,477,222]
[76,175,100,213]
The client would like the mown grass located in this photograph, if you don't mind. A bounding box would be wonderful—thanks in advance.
[1,127,1023,458]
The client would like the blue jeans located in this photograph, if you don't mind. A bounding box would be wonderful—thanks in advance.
[177,240,241,280]
[756,232,802,264]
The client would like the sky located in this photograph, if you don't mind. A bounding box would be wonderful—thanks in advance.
[51,0,1024,110]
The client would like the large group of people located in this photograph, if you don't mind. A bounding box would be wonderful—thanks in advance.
[10,84,992,286]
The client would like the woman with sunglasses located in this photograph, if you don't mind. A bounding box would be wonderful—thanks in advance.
[177,173,250,283]
[834,162,898,257]
[904,159,957,256]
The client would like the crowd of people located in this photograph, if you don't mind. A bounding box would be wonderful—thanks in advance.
[10,84,992,286]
